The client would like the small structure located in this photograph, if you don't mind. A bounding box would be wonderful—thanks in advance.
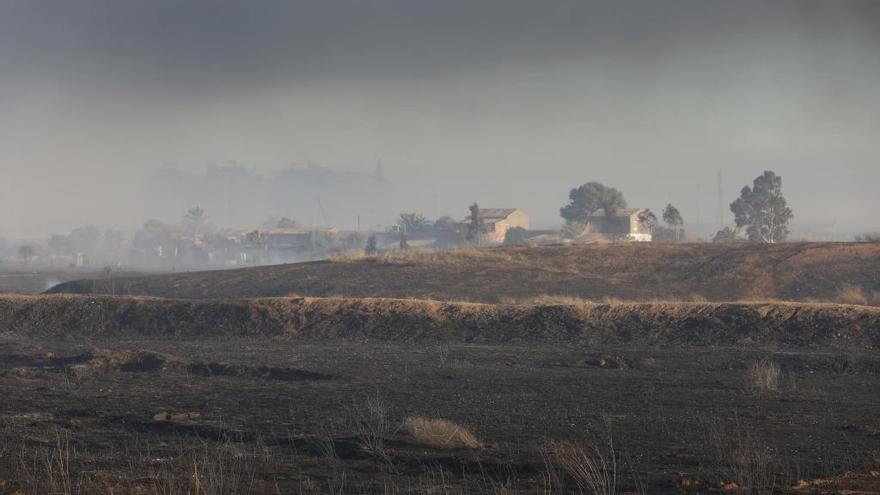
[470,208,530,243]
[584,208,653,242]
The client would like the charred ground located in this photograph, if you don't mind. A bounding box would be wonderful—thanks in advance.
[3,243,880,493]
[47,243,880,303]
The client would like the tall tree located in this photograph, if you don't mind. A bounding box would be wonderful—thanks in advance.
[662,204,684,241]
[397,212,429,234]
[365,234,378,255]
[466,203,484,247]
[275,217,303,230]
[184,206,209,239]
[638,209,658,231]
[730,171,793,243]
[713,227,740,243]
[133,220,179,253]
[560,182,627,223]
[17,244,35,265]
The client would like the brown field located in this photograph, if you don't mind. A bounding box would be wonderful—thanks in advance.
[46,242,880,303]
[3,243,880,494]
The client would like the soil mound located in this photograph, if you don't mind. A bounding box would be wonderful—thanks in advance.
[2,294,879,349]
[0,342,333,384]
[45,243,880,303]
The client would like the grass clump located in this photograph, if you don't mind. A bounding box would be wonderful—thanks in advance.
[402,417,483,450]
[749,359,781,393]
[837,284,871,305]
[543,438,617,495]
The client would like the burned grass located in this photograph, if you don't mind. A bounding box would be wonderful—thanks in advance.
[46,242,880,304]
[1,339,878,494]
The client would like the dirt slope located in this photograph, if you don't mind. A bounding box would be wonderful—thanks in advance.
[46,243,880,303]
[2,294,879,348]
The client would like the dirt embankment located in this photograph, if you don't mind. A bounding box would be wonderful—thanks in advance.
[2,294,879,348]
[45,243,880,303]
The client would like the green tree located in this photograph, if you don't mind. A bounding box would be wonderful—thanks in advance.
[662,204,684,241]
[433,216,458,232]
[433,216,466,246]
[397,212,429,234]
[561,221,587,240]
[713,227,740,243]
[638,209,658,229]
[503,226,529,245]
[184,206,209,239]
[466,203,484,246]
[560,182,626,223]
[365,234,378,255]
[730,171,793,243]
[133,220,179,253]
[275,217,303,229]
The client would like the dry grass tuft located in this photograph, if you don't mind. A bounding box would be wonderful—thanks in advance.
[402,417,483,450]
[837,284,871,305]
[749,359,781,393]
[543,438,617,495]
[349,394,393,460]
[519,294,594,306]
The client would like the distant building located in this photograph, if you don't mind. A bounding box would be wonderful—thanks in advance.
[217,227,341,264]
[584,208,653,242]
[468,208,530,243]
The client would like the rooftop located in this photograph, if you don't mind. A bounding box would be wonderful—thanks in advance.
[477,208,520,220]
[587,208,644,218]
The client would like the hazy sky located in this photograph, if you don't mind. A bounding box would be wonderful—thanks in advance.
[1,0,878,236]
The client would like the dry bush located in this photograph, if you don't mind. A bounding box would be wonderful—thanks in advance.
[13,428,85,495]
[687,293,708,302]
[837,284,870,305]
[749,359,781,393]
[190,442,256,495]
[701,416,780,495]
[401,417,483,450]
[348,246,516,268]
[543,437,617,495]
[521,294,594,306]
[349,393,393,459]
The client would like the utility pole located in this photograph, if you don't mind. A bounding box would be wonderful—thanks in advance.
[696,182,702,227]
[716,172,724,228]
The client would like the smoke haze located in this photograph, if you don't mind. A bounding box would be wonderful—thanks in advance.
[1,0,879,237]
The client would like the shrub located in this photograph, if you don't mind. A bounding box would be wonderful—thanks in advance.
[349,394,392,459]
[837,284,870,305]
[544,438,617,495]
[402,417,482,449]
[855,232,880,242]
[749,359,781,393]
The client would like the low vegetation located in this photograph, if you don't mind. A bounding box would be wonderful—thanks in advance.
[543,438,617,495]
[3,294,880,348]
[836,284,879,306]
[401,417,482,450]
[749,359,781,393]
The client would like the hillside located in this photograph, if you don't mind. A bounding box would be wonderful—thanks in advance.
[2,294,879,348]
[47,242,880,303]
